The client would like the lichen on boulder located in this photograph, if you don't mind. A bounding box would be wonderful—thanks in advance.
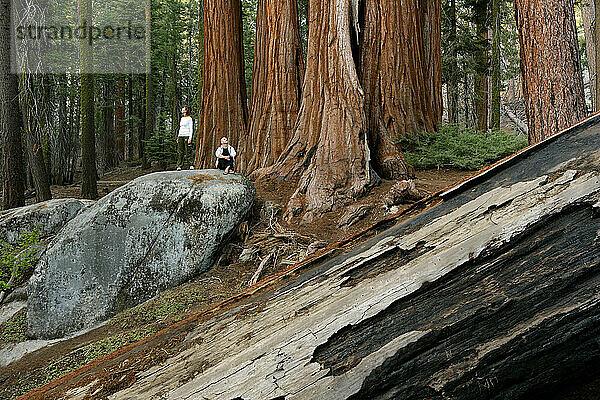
[27,170,255,340]
[0,198,94,245]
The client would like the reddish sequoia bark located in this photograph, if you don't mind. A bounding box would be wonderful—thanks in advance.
[514,0,587,143]
[261,0,372,222]
[473,0,489,132]
[360,0,435,179]
[421,0,443,125]
[244,0,304,174]
[195,0,248,169]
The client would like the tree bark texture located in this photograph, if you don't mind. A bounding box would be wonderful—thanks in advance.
[515,0,587,143]
[115,77,126,163]
[0,0,25,209]
[490,0,501,129]
[80,0,97,199]
[244,0,304,174]
[360,0,436,179]
[581,0,596,111]
[99,79,116,174]
[20,79,52,203]
[195,0,248,169]
[262,0,372,222]
[473,0,489,132]
[420,0,443,125]
[446,0,459,124]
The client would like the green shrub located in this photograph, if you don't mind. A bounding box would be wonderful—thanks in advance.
[0,229,40,292]
[398,124,528,170]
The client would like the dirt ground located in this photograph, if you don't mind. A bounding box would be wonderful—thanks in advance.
[0,166,475,399]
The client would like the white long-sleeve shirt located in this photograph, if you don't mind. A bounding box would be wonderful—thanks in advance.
[215,145,236,167]
[178,116,193,138]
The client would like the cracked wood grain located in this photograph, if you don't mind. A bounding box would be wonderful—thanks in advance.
[55,167,600,400]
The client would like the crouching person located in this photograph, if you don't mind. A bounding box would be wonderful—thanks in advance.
[215,137,236,174]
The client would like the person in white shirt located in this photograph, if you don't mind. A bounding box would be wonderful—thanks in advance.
[177,106,194,170]
[215,137,236,174]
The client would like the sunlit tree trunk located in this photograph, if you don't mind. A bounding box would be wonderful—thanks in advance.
[515,0,587,143]
[261,0,372,221]
[360,0,437,179]
[195,0,248,169]
[421,0,443,124]
[245,0,304,174]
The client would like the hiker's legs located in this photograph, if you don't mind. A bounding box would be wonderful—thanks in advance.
[177,137,185,168]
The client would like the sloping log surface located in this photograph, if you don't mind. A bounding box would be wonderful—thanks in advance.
[18,115,600,399]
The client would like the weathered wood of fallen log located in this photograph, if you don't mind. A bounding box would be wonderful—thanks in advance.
[16,114,600,400]
[60,168,600,400]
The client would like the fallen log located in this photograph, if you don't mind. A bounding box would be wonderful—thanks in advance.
[15,114,600,399]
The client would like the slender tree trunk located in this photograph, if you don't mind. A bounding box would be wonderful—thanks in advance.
[262,0,372,222]
[127,73,134,161]
[474,0,489,132]
[490,0,501,129]
[21,79,52,203]
[447,0,459,124]
[515,0,587,143]
[195,0,248,169]
[170,52,180,139]
[421,0,443,125]
[115,76,126,163]
[55,78,68,186]
[595,0,600,110]
[80,0,98,199]
[245,0,304,174]
[0,0,25,209]
[581,0,596,111]
[100,78,116,173]
[360,0,435,179]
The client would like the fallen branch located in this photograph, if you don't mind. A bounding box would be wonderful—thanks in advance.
[248,252,275,287]
[504,107,528,136]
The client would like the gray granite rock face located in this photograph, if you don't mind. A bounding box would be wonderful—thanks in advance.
[0,199,95,245]
[27,170,255,339]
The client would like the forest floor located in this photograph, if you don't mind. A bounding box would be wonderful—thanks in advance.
[1,166,474,399]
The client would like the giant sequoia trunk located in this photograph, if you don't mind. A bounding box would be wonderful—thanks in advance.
[262,0,372,221]
[0,0,25,209]
[421,0,443,125]
[359,0,434,179]
[244,0,304,174]
[195,0,248,169]
[23,112,600,400]
[515,0,587,143]
[473,0,489,132]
